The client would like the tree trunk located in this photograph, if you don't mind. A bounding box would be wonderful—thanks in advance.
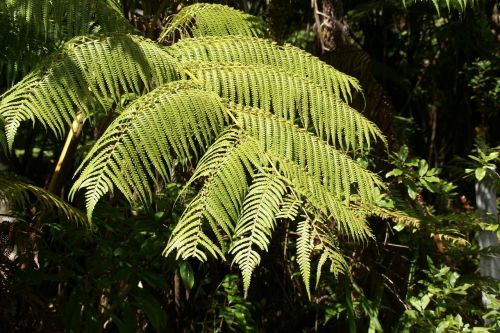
[475,167,499,310]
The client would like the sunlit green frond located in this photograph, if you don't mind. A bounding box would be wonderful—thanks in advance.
[276,157,372,242]
[229,172,287,294]
[168,36,361,103]
[71,82,226,219]
[0,34,180,148]
[233,106,384,204]
[159,3,267,42]
[296,217,314,299]
[0,174,86,224]
[164,129,263,261]
[312,220,348,288]
[0,0,134,86]
[183,63,385,151]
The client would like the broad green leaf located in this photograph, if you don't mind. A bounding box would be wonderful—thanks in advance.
[179,261,195,291]
[418,159,428,177]
[475,167,486,181]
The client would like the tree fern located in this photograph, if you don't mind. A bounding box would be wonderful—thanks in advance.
[159,3,267,42]
[276,194,303,220]
[275,157,372,242]
[1,3,391,297]
[234,105,384,203]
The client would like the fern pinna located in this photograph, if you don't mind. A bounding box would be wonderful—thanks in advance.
[0,3,386,298]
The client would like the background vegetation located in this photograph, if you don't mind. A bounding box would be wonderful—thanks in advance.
[0,0,498,332]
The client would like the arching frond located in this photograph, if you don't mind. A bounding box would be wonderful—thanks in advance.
[183,63,385,151]
[0,175,86,224]
[0,34,180,147]
[296,216,314,299]
[159,3,267,42]
[233,105,384,204]
[168,36,361,103]
[164,129,263,261]
[71,82,226,219]
[0,0,134,86]
[229,172,287,294]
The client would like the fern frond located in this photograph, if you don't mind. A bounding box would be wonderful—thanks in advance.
[71,82,225,219]
[168,36,361,103]
[229,172,287,294]
[164,129,263,261]
[296,216,314,299]
[233,105,384,204]
[159,3,267,42]
[0,0,134,86]
[183,63,385,151]
[3,0,132,38]
[0,34,180,147]
[312,220,348,288]
[0,175,86,224]
[275,157,372,242]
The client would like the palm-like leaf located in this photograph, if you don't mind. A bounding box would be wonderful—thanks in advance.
[235,106,384,204]
[275,157,372,242]
[296,216,314,299]
[164,128,261,261]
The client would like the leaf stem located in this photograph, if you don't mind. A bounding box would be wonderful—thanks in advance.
[47,114,85,195]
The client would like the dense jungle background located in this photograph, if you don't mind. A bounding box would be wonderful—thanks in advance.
[0,0,499,332]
